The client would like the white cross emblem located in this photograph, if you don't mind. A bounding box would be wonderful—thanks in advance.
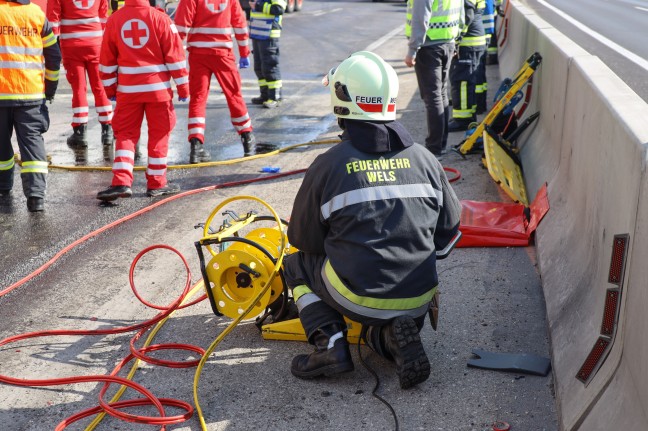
[73,0,95,9]
[121,19,150,49]
[205,0,228,13]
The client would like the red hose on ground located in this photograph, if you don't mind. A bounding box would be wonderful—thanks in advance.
[0,245,205,429]
[0,169,306,298]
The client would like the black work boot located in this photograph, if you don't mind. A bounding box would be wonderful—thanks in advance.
[240,132,256,156]
[96,185,132,202]
[381,316,430,389]
[189,138,211,164]
[27,196,44,212]
[291,323,354,379]
[251,87,269,105]
[67,124,88,148]
[101,124,114,147]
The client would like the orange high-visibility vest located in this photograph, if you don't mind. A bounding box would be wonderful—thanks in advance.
[0,0,57,102]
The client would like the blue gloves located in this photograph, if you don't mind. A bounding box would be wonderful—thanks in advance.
[239,57,250,69]
[108,96,116,102]
[178,97,188,102]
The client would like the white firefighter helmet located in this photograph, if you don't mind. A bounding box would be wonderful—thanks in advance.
[323,51,399,121]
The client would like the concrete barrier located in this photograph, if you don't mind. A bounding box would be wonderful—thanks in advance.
[497,1,648,429]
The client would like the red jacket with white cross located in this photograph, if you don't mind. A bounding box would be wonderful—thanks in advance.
[99,0,189,103]
[47,0,108,48]
[174,0,250,58]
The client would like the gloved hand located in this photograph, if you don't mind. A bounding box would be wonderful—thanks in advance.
[108,96,117,102]
[44,80,58,103]
[239,57,250,69]
[177,83,189,101]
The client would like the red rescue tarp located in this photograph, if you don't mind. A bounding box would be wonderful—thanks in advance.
[457,183,549,247]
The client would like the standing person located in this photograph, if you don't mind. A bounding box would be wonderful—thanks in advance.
[96,0,189,201]
[47,0,114,148]
[284,52,462,389]
[405,0,464,160]
[0,0,61,212]
[475,0,494,114]
[448,0,486,132]
[249,0,286,109]
[175,0,256,162]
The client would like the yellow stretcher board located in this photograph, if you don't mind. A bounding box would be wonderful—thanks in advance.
[482,130,528,205]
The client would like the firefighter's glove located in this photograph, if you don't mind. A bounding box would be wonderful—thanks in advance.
[239,57,250,69]
[44,80,58,103]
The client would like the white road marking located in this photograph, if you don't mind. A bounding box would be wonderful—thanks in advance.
[538,0,648,71]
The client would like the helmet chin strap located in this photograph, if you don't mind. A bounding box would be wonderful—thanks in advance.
[337,118,346,130]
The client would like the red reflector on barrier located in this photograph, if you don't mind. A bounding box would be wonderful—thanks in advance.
[608,234,628,284]
[576,337,610,384]
[600,289,619,337]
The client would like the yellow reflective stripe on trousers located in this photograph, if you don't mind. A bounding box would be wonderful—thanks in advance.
[267,80,282,89]
[322,259,434,312]
[0,158,15,170]
[21,160,48,174]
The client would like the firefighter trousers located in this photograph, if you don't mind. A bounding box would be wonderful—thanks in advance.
[111,101,175,190]
[62,44,113,128]
[0,103,49,198]
[450,45,486,120]
[283,252,427,345]
[187,51,252,143]
[252,38,281,100]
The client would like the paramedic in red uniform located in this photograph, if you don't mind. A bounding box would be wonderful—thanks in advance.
[174,0,256,162]
[96,0,189,201]
[47,0,115,148]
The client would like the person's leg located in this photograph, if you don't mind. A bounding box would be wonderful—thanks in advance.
[449,45,476,131]
[251,39,268,104]
[14,103,49,210]
[262,38,281,108]
[284,252,353,378]
[0,107,16,193]
[187,54,211,163]
[63,47,89,146]
[210,52,255,156]
[100,102,143,195]
[144,100,177,194]
[85,45,114,146]
[414,45,446,156]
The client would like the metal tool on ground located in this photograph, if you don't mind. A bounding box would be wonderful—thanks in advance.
[467,348,552,376]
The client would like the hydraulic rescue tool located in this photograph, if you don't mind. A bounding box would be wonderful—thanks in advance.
[455,52,542,157]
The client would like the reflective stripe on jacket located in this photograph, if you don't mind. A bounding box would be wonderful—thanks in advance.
[249,0,285,40]
[47,0,108,47]
[174,0,249,57]
[405,0,463,41]
[99,0,188,103]
[0,0,59,103]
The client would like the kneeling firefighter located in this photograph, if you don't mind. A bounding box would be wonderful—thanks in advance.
[284,51,462,389]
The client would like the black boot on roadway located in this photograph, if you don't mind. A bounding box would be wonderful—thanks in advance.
[291,323,354,379]
[67,124,88,148]
[381,315,431,389]
[96,185,132,201]
[189,138,211,164]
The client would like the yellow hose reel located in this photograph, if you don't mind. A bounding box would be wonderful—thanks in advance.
[194,196,364,343]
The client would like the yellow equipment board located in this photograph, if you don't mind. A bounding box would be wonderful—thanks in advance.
[482,130,528,205]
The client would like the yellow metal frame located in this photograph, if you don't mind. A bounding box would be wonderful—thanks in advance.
[457,52,542,156]
[262,317,365,344]
[483,130,528,205]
